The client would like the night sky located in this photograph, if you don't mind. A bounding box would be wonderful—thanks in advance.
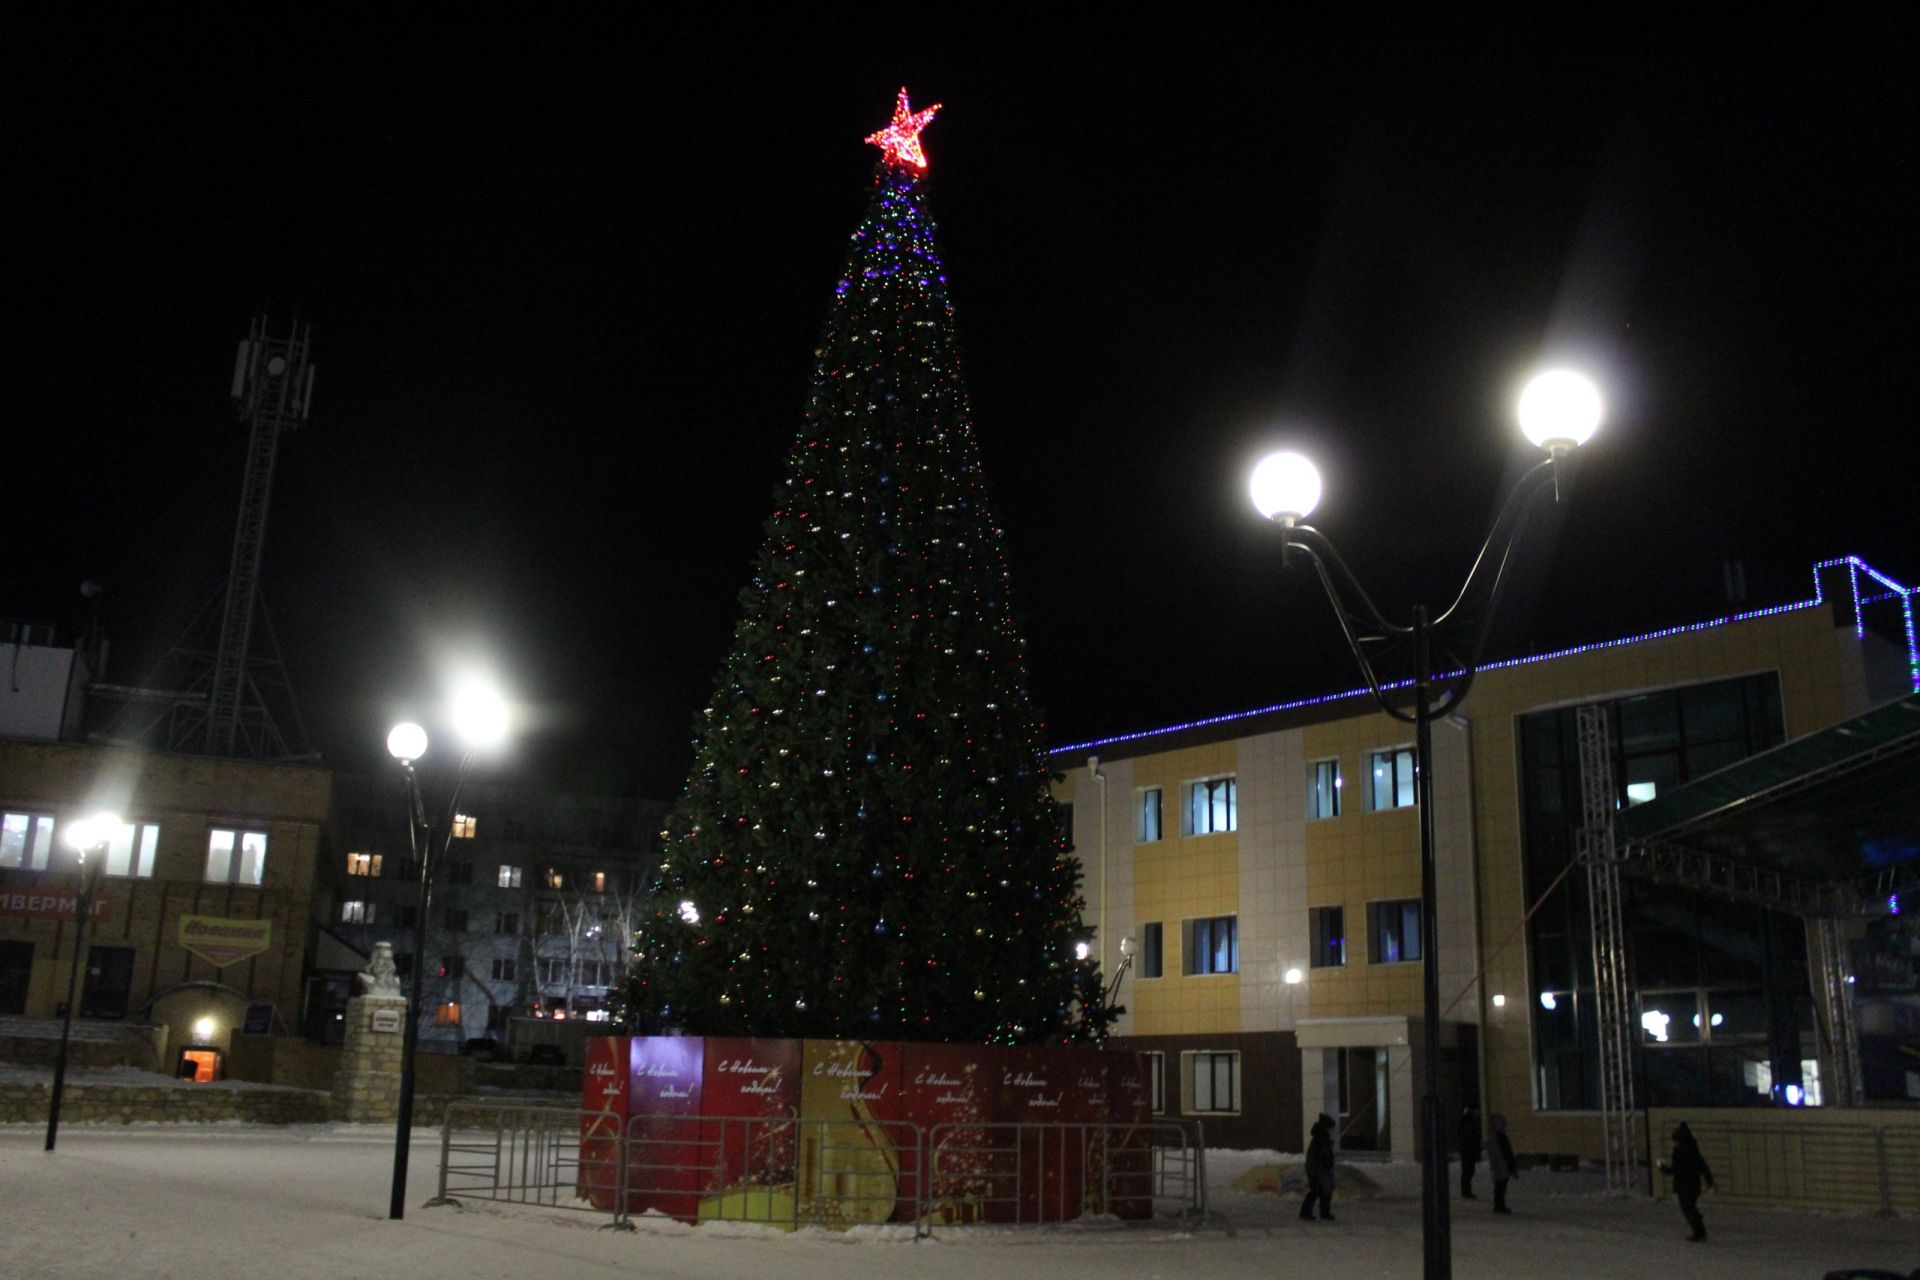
[5,14,1915,797]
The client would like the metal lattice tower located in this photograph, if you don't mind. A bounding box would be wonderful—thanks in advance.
[1576,704,1637,1192]
[93,317,314,760]
[1812,916,1865,1106]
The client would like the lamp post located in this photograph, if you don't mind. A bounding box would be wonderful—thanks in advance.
[46,812,116,1153]
[1248,369,1602,1280]
[385,677,509,1221]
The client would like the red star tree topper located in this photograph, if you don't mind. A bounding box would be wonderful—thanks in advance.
[865,87,941,171]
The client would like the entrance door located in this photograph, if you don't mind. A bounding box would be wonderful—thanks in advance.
[1334,1048,1386,1151]
[81,946,136,1018]
[0,941,31,1015]
[176,1048,221,1082]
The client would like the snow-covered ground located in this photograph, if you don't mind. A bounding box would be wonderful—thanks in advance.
[3,1126,1916,1279]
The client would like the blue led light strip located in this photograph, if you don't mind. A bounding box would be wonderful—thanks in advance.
[1050,555,1918,758]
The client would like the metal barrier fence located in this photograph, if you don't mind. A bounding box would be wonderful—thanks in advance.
[430,1104,1206,1233]
[429,1103,630,1228]
[923,1121,1205,1226]
[622,1113,926,1231]
[1650,1114,1920,1215]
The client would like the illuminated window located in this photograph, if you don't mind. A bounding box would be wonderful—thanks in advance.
[1,812,57,870]
[340,900,374,924]
[1186,1051,1240,1113]
[101,821,160,878]
[451,814,477,839]
[434,1002,461,1027]
[545,868,565,890]
[346,851,382,877]
[1185,777,1237,835]
[1307,759,1342,820]
[593,871,606,894]
[1137,788,1162,842]
[490,957,516,982]
[1366,748,1417,811]
[498,864,522,889]
[206,828,268,885]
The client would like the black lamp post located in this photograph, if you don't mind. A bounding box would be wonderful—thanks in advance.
[384,678,508,1221]
[46,813,114,1153]
[1248,369,1603,1280]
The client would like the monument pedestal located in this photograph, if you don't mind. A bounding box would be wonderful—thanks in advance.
[332,994,406,1123]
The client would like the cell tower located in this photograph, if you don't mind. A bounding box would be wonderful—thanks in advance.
[96,317,315,759]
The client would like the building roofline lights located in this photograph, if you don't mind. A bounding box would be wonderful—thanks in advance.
[1049,555,1917,759]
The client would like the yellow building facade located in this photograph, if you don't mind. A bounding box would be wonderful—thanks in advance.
[1052,556,1915,1159]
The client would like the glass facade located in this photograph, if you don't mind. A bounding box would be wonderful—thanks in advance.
[1520,672,1814,1109]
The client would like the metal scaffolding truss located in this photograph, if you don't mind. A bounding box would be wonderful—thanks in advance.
[1575,704,1637,1193]
[1813,916,1866,1107]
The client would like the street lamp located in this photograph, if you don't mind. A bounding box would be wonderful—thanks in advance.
[1248,369,1602,1280]
[385,677,510,1221]
[46,811,116,1152]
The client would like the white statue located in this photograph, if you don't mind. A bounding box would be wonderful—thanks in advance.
[357,940,404,998]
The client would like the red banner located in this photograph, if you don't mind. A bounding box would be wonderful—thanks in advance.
[624,1035,706,1220]
[699,1038,800,1222]
[579,1036,630,1210]
[902,1042,999,1224]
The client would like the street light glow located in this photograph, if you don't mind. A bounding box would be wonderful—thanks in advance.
[449,677,510,749]
[386,721,428,764]
[62,812,122,853]
[1517,369,1603,451]
[1249,450,1323,523]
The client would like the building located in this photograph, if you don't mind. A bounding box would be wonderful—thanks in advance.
[0,622,330,1079]
[1049,555,1916,1159]
[312,774,665,1051]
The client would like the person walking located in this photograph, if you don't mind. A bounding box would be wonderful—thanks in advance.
[1662,1122,1715,1241]
[1300,1113,1337,1221]
[1487,1112,1517,1214]
[1457,1105,1483,1200]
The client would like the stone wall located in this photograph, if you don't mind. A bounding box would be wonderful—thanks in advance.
[331,994,405,1123]
[0,1080,328,1125]
[0,1020,165,1072]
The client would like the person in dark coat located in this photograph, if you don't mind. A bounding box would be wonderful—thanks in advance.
[1487,1113,1517,1214]
[1661,1122,1715,1241]
[1300,1113,1337,1221]
[1457,1105,1483,1199]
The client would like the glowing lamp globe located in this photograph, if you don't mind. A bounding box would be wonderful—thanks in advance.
[1517,369,1602,451]
[1249,451,1323,523]
[449,679,510,750]
[386,722,428,764]
[63,812,122,853]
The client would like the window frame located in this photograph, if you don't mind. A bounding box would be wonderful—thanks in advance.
[1368,898,1423,964]
[1139,922,1164,980]
[1184,915,1239,976]
[1137,787,1163,842]
[1185,776,1238,836]
[1310,904,1346,968]
[490,957,516,982]
[1185,1049,1241,1115]
[101,820,160,879]
[205,827,268,886]
[345,851,382,878]
[340,899,374,925]
[1365,747,1418,812]
[1307,758,1343,820]
[1145,1051,1166,1115]
[0,811,57,870]
[494,910,519,936]
[498,864,523,889]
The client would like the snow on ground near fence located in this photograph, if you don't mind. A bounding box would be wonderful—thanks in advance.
[3,1127,1917,1279]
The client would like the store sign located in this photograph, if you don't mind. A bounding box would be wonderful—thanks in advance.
[0,890,109,922]
[178,914,272,967]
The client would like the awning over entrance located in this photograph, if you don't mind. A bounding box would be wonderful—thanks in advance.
[1616,693,1920,908]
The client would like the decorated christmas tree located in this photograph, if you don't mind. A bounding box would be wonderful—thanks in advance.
[623,91,1113,1045]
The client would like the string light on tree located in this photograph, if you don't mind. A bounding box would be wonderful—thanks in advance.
[619,90,1113,1046]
